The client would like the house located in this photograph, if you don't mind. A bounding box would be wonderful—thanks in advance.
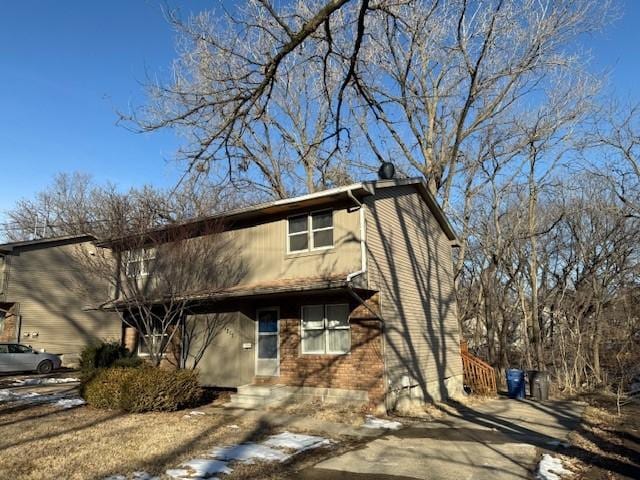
[0,235,121,366]
[98,178,463,410]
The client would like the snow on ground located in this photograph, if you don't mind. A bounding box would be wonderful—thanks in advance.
[54,398,86,409]
[10,377,79,386]
[165,431,332,479]
[104,471,159,480]
[362,415,403,430]
[537,453,570,480]
[264,432,332,452]
[210,443,291,463]
[183,410,207,419]
[0,388,85,409]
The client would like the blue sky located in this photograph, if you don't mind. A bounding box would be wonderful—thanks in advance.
[0,0,639,214]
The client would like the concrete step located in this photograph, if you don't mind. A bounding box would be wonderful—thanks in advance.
[236,384,288,397]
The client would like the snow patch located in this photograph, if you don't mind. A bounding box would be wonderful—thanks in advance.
[164,430,333,478]
[363,415,403,430]
[263,432,332,452]
[0,388,85,409]
[103,476,126,480]
[537,453,570,480]
[181,458,232,477]
[132,472,159,480]
[10,377,79,386]
[54,398,86,409]
[210,443,291,463]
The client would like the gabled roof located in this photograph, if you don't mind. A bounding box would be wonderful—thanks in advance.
[96,178,458,249]
[0,234,95,254]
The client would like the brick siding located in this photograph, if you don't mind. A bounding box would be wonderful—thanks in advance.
[0,305,18,342]
[257,293,386,404]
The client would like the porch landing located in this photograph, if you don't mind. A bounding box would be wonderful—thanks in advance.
[226,384,369,409]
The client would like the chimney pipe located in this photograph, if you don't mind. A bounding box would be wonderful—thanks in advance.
[378,162,395,180]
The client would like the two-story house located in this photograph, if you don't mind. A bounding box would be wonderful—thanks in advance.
[0,235,121,366]
[98,178,463,410]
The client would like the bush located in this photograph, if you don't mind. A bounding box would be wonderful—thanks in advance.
[112,356,145,369]
[80,341,135,375]
[81,367,202,412]
[81,367,136,409]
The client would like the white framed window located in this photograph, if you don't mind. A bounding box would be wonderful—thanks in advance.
[287,210,333,253]
[125,248,156,278]
[137,331,169,357]
[301,303,350,354]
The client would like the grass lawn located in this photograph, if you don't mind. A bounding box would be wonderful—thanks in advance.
[0,394,370,480]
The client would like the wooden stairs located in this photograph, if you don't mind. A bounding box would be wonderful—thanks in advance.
[460,341,497,395]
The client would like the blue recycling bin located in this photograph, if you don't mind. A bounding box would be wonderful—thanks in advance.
[506,369,526,399]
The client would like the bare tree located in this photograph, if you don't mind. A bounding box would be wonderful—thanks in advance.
[0,172,232,242]
[78,220,247,367]
[124,1,612,201]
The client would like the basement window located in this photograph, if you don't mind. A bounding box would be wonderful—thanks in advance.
[301,304,350,354]
[287,210,334,253]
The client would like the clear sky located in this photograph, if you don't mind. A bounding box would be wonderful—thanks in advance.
[0,0,639,214]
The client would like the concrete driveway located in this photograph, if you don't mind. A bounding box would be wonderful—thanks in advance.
[300,398,585,480]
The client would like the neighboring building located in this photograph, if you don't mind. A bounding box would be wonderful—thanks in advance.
[0,235,121,366]
[99,178,463,410]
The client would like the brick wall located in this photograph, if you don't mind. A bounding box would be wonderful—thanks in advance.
[258,293,386,404]
[0,305,18,342]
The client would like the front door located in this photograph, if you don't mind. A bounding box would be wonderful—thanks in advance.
[256,308,279,376]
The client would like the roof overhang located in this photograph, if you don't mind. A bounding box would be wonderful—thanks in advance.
[0,234,95,253]
[94,274,375,312]
[96,183,375,250]
[95,178,459,249]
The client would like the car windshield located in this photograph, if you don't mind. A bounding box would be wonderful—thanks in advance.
[0,345,8,354]
[8,344,32,354]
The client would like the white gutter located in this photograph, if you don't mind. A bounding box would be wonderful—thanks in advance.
[346,189,367,283]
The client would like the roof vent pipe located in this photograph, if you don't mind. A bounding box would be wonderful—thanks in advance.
[378,162,395,180]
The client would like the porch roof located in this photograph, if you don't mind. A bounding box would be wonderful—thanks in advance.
[97,273,373,311]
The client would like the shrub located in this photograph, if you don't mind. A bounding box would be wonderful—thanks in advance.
[120,368,202,412]
[81,367,202,412]
[80,341,134,375]
[81,367,136,410]
[112,356,145,369]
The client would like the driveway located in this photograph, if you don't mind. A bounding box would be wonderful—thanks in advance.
[299,398,585,480]
[0,370,82,410]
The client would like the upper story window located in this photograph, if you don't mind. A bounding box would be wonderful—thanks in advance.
[287,210,334,253]
[125,248,156,278]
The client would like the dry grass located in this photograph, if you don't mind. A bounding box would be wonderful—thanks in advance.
[274,398,371,426]
[0,402,270,480]
[559,392,640,479]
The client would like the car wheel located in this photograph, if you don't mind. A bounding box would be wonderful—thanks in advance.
[37,360,53,374]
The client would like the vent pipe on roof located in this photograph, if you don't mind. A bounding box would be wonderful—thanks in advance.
[378,162,395,180]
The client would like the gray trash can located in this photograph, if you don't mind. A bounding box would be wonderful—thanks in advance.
[531,371,550,401]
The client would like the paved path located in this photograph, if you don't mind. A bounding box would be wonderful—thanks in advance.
[299,398,585,480]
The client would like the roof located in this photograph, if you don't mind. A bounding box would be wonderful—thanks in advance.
[96,178,458,248]
[96,273,370,311]
[0,234,95,254]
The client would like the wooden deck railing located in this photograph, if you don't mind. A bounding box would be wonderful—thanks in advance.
[460,341,497,395]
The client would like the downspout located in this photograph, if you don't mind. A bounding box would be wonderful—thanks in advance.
[345,189,389,411]
[346,189,367,281]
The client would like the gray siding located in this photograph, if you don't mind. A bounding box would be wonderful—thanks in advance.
[6,242,121,363]
[365,185,462,403]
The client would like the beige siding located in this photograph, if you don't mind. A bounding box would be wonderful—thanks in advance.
[6,242,121,362]
[219,207,362,284]
[365,185,462,403]
[123,206,363,295]
[185,312,255,386]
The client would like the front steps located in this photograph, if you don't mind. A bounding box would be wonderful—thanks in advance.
[226,384,292,409]
[226,384,369,409]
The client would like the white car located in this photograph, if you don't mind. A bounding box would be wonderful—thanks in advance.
[0,343,62,374]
